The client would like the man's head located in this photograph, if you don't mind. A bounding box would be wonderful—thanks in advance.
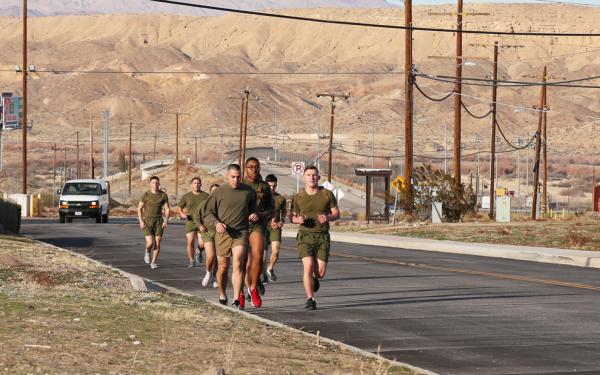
[265,174,278,193]
[245,157,260,181]
[209,183,220,193]
[191,177,202,192]
[303,166,320,189]
[226,164,242,189]
[149,176,160,192]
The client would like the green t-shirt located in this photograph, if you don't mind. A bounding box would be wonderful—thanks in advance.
[193,199,209,227]
[243,177,273,221]
[178,191,209,220]
[272,193,287,222]
[140,190,169,219]
[291,187,338,233]
[202,183,257,231]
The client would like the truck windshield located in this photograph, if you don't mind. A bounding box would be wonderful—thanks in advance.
[62,182,101,196]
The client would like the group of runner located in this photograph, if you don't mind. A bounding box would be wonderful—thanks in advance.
[137,157,340,310]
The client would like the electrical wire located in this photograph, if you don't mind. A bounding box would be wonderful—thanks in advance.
[16,68,405,76]
[461,101,492,119]
[417,72,600,89]
[414,80,455,101]
[148,0,600,37]
[495,120,538,150]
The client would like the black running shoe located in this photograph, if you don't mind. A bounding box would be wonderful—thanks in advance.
[304,298,317,310]
[257,280,266,296]
[313,277,320,293]
[232,300,241,309]
[219,298,228,306]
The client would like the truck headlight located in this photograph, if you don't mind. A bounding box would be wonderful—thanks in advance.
[60,201,68,208]
[90,201,98,208]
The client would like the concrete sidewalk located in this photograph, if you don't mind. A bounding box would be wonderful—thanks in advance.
[283,229,600,269]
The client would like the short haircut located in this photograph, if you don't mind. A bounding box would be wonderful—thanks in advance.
[227,164,241,172]
[265,174,277,183]
[245,157,259,166]
[304,165,319,175]
[150,176,160,182]
[191,176,201,183]
[209,183,220,191]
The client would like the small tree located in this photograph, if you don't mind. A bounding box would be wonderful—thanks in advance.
[397,165,476,222]
[117,151,127,173]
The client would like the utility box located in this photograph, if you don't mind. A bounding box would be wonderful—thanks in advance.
[7,193,30,218]
[432,202,443,224]
[496,196,511,222]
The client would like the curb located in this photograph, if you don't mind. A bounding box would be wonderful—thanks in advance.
[25,236,437,375]
[282,229,600,269]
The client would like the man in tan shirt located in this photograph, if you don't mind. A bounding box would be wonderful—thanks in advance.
[203,164,258,309]
[137,176,170,270]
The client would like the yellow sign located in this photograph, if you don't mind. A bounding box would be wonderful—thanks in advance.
[391,176,406,192]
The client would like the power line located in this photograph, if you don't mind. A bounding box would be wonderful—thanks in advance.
[495,120,537,150]
[461,101,492,119]
[148,0,600,37]
[414,80,455,101]
[12,68,405,75]
[417,72,600,88]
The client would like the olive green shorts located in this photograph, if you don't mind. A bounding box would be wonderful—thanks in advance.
[248,221,268,235]
[267,228,282,243]
[215,229,248,258]
[185,221,199,234]
[143,217,164,237]
[296,231,330,262]
[200,230,215,243]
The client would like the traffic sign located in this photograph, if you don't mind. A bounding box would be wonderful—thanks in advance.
[291,162,305,175]
[391,175,405,192]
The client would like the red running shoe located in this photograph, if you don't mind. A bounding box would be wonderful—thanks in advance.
[238,293,245,310]
[250,287,262,308]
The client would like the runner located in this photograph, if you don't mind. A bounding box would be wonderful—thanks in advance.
[289,166,339,310]
[203,164,258,309]
[264,174,286,282]
[193,183,220,288]
[177,177,209,268]
[137,176,170,270]
[242,157,275,308]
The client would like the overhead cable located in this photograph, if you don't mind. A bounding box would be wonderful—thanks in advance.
[414,81,455,102]
[461,101,492,119]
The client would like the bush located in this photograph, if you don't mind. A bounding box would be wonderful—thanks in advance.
[0,198,21,233]
[397,165,477,222]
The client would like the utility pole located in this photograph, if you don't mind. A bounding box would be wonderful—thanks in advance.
[371,126,375,168]
[489,41,499,219]
[76,131,80,179]
[531,66,547,220]
[102,109,111,179]
[153,134,157,160]
[166,112,188,200]
[129,122,133,195]
[404,0,414,211]
[242,90,249,170]
[52,143,57,206]
[444,122,448,174]
[21,0,28,194]
[475,133,481,198]
[238,93,246,167]
[316,93,349,182]
[89,116,94,179]
[453,0,464,186]
[194,136,199,164]
[62,147,67,186]
[515,136,522,201]
[542,81,549,214]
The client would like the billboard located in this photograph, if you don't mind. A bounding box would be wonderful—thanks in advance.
[2,95,22,130]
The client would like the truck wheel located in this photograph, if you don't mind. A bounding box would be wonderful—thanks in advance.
[59,215,65,223]
[96,216,101,223]
[102,214,108,223]
[67,217,73,223]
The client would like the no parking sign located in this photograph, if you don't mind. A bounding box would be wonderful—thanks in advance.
[291,162,305,175]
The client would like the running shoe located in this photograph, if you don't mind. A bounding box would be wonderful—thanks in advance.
[257,280,265,296]
[250,287,262,308]
[219,297,228,306]
[194,248,202,264]
[238,293,245,310]
[150,262,158,270]
[304,298,317,310]
[188,260,195,268]
[245,288,252,302]
[144,251,150,264]
[212,280,218,288]
[232,300,241,309]
[313,277,320,293]
[262,273,269,284]
[266,268,276,282]
[201,272,212,287]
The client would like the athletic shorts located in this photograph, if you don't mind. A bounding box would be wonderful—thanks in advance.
[185,221,199,234]
[143,217,164,237]
[296,231,330,262]
[267,228,282,243]
[200,230,215,243]
[215,229,248,257]
[248,220,268,235]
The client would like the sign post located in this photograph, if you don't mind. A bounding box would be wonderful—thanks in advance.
[292,161,305,193]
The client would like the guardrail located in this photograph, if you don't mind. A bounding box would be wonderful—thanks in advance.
[0,198,21,233]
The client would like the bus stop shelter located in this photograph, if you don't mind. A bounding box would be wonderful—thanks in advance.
[355,168,392,223]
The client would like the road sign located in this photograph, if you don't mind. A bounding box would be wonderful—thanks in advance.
[391,175,405,192]
[292,162,305,175]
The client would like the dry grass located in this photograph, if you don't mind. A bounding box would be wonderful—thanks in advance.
[0,235,417,375]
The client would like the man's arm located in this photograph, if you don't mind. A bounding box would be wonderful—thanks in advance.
[162,201,170,228]
[177,197,188,219]
[137,201,146,229]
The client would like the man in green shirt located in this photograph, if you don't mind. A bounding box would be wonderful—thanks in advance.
[242,157,276,308]
[290,166,339,310]
[193,183,220,288]
[264,174,286,282]
[137,176,170,270]
[177,177,209,268]
[203,164,258,309]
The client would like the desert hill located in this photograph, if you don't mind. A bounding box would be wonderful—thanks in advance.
[0,4,598,192]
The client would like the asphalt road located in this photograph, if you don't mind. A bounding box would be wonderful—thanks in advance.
[22,218,600,375]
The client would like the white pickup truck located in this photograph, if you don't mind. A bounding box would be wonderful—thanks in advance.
[57,179,110,223]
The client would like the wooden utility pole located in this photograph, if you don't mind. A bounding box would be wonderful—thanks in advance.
[317,93,349,182]
[166,112,188,200]
[453,0,464,186]
[531,66,547,220]
[89,116,94,179]
[542,80,549,214]
[242,89,250,171]
[52,143,57,206]
[489,41,499,219]
[21,0,28,194]
[153,134,157,160]
[194,136,199,164]
[129,122,132,196]
[76,131,80,179]
[404,0,414,212]
[238,95,246,167]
